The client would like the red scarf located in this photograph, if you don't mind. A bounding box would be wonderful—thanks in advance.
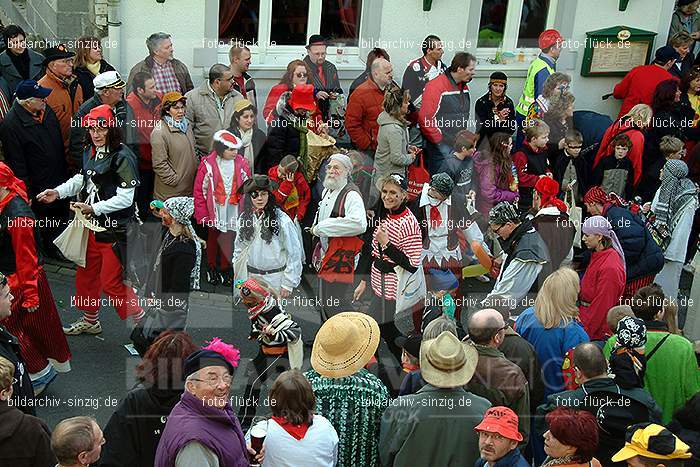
[429,205,442,229]
[0,162,29,211]
[317,64,326,87]
[271,416,310,440]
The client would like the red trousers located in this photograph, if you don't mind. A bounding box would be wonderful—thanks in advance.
[207,229,235,271]
[4,269,71,373]
[74,231,141,319]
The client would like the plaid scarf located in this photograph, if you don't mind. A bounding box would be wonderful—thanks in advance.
[655,160,697,232]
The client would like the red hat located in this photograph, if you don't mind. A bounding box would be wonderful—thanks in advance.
[539,29,563,50]
[82,104,117,128]
[535,176,567,213]
[583,186,610,205]
[213,130,242,150]
[289,84,317,112]
[475,406,523,442]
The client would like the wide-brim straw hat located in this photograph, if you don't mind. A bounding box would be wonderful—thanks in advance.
[311,312,380,379]
[420,331,478,388]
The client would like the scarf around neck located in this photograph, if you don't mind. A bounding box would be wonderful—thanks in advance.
[655,160,697,231]
[271,415,310,440]
[238,127,254,168]
[165,115,189,133]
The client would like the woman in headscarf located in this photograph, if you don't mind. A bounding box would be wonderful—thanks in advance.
[235,276,301,429]
[227,99,268,174]
[232,175,302,298]
[37,104,143,335]
[475,71,517,140]
[0,162,71,395]
[579,216,626,342]
[652,159,699,299]
[130,197,202,355]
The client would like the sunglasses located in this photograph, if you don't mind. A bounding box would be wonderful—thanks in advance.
[295,72,308,78]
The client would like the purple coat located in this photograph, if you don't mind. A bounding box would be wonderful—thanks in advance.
[473,150,518,214]
[154,391,248,467]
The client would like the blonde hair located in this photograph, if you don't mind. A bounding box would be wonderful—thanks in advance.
[0,356,14,391]
[660,135,684,157]
[534,267,580,329]
[624,104,653,128]
[524,119,550,141]
[663,300,681,335]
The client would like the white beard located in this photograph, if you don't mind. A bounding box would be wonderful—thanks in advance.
[323,174,346,191]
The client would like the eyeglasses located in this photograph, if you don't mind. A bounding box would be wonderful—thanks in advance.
[190,374,233,387]
[170,104,185,110]
[567,145,582,149]
[492,223,506,235]
[250,190,267,199]
[295,72,308,78]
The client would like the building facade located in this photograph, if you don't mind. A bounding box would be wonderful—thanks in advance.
[0,0,678,123]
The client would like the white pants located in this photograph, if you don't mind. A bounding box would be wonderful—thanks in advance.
[655,260,683,302]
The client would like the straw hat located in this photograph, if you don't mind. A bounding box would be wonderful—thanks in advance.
[311,312,380,379]
[420,331,478,388]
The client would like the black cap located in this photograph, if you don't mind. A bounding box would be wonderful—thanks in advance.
[14,80,52,99]
[42,44,75,65]
[183,349,234,378]
[307,34,327,48]
[395,333,422,359]
[237,174,280,194]
[678,0,698,6]
[654,45,681,64]
[489,71,508,82]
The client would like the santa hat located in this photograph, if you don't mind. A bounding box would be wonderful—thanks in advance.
[213,130,242,150]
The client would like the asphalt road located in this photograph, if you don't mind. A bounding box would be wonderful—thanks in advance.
[33,258,693,430]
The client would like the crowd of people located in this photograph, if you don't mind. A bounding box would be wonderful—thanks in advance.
[0,4,700,465]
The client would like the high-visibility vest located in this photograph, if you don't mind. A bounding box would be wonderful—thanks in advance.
[516,57,554,116]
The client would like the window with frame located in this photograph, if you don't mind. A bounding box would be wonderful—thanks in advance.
[219,0,362,51]
[476,0,558,51]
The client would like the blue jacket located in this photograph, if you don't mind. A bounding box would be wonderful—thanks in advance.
[603,204,664,281]
[514,307,589,397]
[475,448,529,467]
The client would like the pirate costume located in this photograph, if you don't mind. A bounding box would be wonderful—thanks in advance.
[52,105,143,334]
[236,277,302,429]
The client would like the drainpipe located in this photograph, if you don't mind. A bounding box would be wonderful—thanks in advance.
[106,0,122,75]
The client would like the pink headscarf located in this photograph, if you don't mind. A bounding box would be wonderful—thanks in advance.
[582,215,625,273]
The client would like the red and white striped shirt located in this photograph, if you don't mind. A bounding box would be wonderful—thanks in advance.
[370,209,422,301]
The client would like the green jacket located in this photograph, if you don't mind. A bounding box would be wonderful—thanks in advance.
[603,324,700,423]
[379,385,491,467]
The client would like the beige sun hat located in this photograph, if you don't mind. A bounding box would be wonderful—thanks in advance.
[420,331,478,388]
[311,312,380,379]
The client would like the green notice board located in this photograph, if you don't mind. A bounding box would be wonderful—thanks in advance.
[581,26,657,77]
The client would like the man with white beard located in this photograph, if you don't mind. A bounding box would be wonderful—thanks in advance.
[310,153,368,321]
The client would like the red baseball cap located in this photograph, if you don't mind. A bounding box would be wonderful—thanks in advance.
[82,104,117,128]
[539,29,563,50]
[474,406,523,442]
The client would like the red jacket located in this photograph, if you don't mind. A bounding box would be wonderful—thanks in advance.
[593,121,645,185]
[263,83,290,124]
[345,78,385,150]
[268,165,311,221]
[418,72,470,146]
[579,247,626,341]
[613,65,677,118]
[125,91,162,170]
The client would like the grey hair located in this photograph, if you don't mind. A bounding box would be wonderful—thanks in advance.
[15,97,30,106]
[146,32,171,55]
[208,63,230,83]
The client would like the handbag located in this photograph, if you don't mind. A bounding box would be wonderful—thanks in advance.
[130,306,187,356]
[564,189,582,249]
[394,265,427,314]
[407,152,430,202]
[53,212,89,267]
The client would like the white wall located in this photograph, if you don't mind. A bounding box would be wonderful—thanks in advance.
[108,0,677,126]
